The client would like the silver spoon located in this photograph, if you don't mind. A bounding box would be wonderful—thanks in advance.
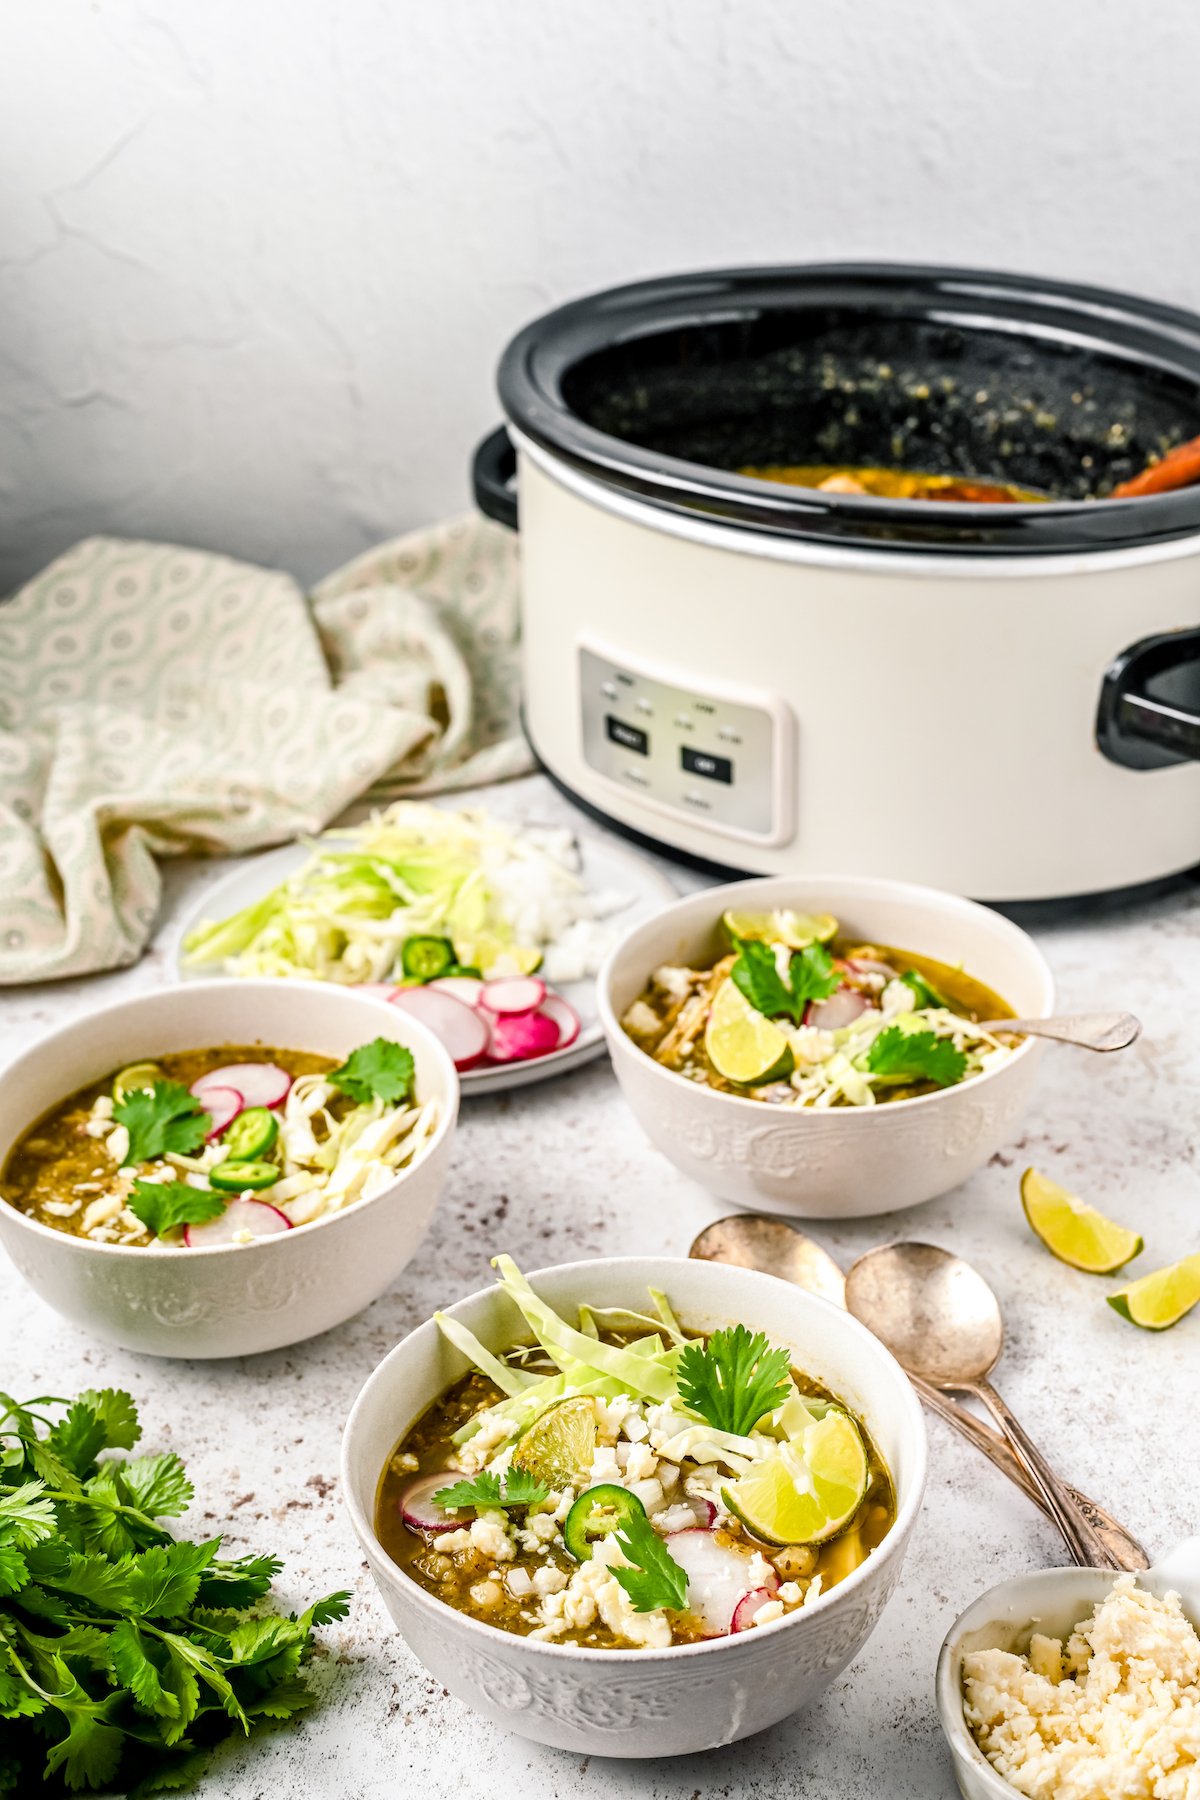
[844,1242,1123,1569]
[979,1011,1141,1052]
[690,1217,1147,1570]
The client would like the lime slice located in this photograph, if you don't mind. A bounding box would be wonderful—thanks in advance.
[511,1396,597,1487]
[1107,1253,1200,1331]
[112,1062,164,1101]
[705,978,794,1086]
[722,908,837,950]
[721,1408,869,1545]
[1020,1168,1143,1274]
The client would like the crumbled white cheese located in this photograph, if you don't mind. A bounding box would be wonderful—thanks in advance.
[752,1599,785,1628]
[779,1581,804,1606]
[622,1443,658,1484]
[531,1565,567,1596]
[963,1576,1200,1800]
[627,1477,664,1514]
[505,1567,534,1599]
[468,1513,514,1563]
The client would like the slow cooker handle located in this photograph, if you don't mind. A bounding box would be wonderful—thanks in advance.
[1097,626,1200,769]
[472,425,519,530]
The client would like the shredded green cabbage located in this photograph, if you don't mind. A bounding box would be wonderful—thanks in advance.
[182,803,595,984]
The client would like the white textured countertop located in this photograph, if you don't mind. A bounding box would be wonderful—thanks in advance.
[2,774,1197,1799]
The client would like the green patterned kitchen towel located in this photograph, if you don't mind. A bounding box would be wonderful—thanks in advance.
[0,517,529,984]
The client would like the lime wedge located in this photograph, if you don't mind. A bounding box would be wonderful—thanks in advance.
[705,978,794,1086]
[1107,1253,1200,1330]
[723,908,837,950]
[721,1408,869,1545]
[112,1062,164,1101]
[511,1396,597,1487]
[1020,1168,1143,1274]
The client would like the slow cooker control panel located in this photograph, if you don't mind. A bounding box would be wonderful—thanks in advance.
[578,642,792,844]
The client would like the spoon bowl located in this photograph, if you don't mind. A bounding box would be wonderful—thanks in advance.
[844,1242,1004,1387]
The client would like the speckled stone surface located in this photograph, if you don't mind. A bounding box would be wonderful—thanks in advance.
[1,774,1197,1799]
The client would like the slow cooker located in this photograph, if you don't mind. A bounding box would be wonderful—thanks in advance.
[473,265,1200,900]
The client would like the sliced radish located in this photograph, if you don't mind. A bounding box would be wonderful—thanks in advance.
[398,1472,464,1534]
[731,1586,779,1633]
[845,957,896,984]
[805,990,870,1031]
[480,976,546,1015]
[192,1062,292,1110]
[184,1198,292,1247]
[484,1008,561,1064]
[688,1496,718,1528]
[388,986,489,1070]
[429,975,485,1008]
[357,982,403,999]
[537,993,581,1050]
[664,1529,769,1639]
[199,1086,243,1139]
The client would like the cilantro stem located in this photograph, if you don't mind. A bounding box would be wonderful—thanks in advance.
[0,1621,76,1703]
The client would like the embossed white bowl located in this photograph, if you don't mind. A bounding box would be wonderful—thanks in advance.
[342,1255,927,1757]
[597,876,1053,1217]
[0,980,458,1357]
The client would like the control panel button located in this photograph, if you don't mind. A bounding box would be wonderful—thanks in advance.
[606,715,649,756]
[601,680,618,700]
[681,746,733,784]
[635,698,653,716]
[674,713,694,730]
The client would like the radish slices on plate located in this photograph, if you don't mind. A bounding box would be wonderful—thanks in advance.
[382,976,581,1072]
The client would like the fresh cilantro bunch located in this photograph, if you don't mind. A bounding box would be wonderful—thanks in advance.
[328,1039,415,1106]
[431,1468,549,1512]
[111,1083,211,1167]
[865,1025,967,1088]
[677,1325,793,1437]
[731,939,842,1026]
[0,1388,349,1796]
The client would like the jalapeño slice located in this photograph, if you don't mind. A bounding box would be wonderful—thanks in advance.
[400,935,456,982]
[219,1106,279,1161]
[210,1159,280,1192]
[563,1484,647,1563]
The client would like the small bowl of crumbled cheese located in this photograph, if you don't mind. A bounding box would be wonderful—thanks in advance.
[936,1541,1200,1800]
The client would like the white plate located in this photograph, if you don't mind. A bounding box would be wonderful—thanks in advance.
[172,831,677,1094]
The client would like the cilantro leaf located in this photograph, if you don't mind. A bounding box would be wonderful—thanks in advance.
[611,1511,689,1613]
[76,1388,141,1453]
[117,1453,194,1521]
[0,1480,57,1548]
[0,1545,28,1597]
[432,1467,549,1511]
[195,1552,283,1610]
[677,1324,794,1437]
[113,1080,212,1165]
[125,1540,220,1618]
[865,1025,967,1088]
[328,1037,415,1106]
[108,1620,180,1719]
[127,1179,227,1239]
[731,939,842,1026]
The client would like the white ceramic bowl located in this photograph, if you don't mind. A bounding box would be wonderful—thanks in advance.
[597,875,1054,1218]
[935,1539,1200,1799]
[342,1254,927,1757]
[0,980,459,1358]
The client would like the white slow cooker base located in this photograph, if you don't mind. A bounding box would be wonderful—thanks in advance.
[517,441,1200,902]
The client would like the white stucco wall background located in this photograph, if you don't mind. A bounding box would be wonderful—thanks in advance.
[3,0,1200,592]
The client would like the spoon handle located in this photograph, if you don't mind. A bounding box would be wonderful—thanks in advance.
[977,1011,1142,1052]
[911,1376,1149,1569]
[968,1377,1123,1569]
